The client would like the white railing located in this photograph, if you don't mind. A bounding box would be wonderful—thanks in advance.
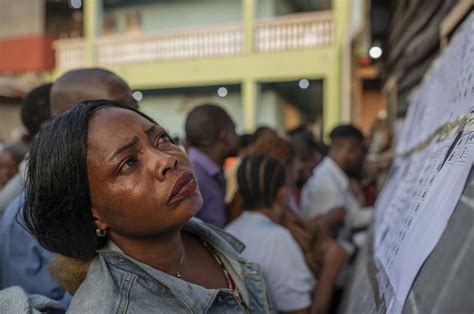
[97,25,243,65]
[54,11,334,69]
[255,11,334,52]
[53,38,88,69]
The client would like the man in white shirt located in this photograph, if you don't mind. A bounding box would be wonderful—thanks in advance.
[301,125,372,253]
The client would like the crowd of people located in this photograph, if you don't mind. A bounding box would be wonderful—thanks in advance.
[0,68,392,313]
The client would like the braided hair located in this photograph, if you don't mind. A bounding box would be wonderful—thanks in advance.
[237,154,287,210]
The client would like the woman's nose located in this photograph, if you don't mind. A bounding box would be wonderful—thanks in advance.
[153,151,178,181]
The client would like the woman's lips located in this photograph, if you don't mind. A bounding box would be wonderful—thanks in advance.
[168,172,198,205]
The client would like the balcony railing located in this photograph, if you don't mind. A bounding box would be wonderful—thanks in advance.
[54,11,334,69]
[97,25,243,65]
[255,11,333,52]
[54,38,88,69]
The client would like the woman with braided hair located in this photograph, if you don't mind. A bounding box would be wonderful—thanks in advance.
[226,154,347,314]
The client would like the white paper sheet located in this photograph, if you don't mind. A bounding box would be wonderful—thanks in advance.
[396,14,474,155]
[374,117,474,313]
[373,12,474,314]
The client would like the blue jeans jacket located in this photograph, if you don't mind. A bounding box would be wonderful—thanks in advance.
[68,219,274,313]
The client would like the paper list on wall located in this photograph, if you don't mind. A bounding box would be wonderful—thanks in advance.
[374,116,474,313]
[373,12,474,314]
[396,14,474,155]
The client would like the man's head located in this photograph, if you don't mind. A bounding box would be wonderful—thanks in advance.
[287,124,326,187]
[185,104,240,160]
[249,126,278,146]
[329,124,366,178]
[21,83,52,140]
[50,68,137,116]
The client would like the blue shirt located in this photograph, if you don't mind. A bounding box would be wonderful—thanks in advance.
[0,192,71,308]
[188,147,227,228]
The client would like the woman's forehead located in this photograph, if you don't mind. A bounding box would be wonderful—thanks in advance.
[87,107,159,158]
[90,107,156,133]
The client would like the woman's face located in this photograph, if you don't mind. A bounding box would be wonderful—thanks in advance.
[87,107,202,239]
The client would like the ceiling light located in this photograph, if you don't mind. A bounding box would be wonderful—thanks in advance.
[217,87,228,98]
[298,79,310,89]
[369,46,383,59]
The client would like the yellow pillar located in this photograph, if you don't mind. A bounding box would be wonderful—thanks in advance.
[322,0,351,137]
[242,0,255,54]
[242,78,257,132]
[84,0,101,66]
[324,71,339,138]
[242,0,256,132]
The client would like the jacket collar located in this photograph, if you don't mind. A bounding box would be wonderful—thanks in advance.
[96,218,247,312]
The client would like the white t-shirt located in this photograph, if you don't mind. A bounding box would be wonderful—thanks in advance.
[226,211,315,312]
[300,157,372,253]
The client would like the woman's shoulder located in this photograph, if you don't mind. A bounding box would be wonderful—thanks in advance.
[67,256,123,313]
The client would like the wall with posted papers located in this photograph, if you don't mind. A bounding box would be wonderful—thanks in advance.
[341,13,474,314]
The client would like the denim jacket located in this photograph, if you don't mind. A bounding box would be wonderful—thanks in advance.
[68,218,273,313]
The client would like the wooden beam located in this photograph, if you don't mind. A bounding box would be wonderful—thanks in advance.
[440,0,474,48]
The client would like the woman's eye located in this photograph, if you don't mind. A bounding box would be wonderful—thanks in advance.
[155,134,172,147]
[120,157,138,173]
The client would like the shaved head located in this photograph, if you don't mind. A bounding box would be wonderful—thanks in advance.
[185,104,233,147]
[50,68,137,115]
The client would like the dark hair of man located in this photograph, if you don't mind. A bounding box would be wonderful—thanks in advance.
[240,134,252,149]
[185,103,232,148]
[23,99,160,259]
[237,154,286,210]
[20,83,52,138]
[329,124,364,144]
[249,126,276,144]
[286,124,308,138]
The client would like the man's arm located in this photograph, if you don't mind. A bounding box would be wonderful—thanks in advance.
[315,207,346,235]
[281,241,347,314]
[311,241,347,314]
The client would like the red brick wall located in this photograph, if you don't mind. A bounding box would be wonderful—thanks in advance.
[0,35,55,73]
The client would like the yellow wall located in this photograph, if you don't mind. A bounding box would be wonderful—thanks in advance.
[67,0,350,135]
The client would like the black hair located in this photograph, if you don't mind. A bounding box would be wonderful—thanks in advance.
[23,99,158,259]
[185,103,232,148]
[21,83,52,138]
[237,154,287,210]
[286,124,309,138]
[249,126,275,144]
[329,124,364,143]
[239,134,252,149]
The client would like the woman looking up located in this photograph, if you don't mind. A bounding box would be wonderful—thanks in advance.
[23,100,271,313]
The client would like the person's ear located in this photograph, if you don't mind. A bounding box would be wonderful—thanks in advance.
[91,207,109,231]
